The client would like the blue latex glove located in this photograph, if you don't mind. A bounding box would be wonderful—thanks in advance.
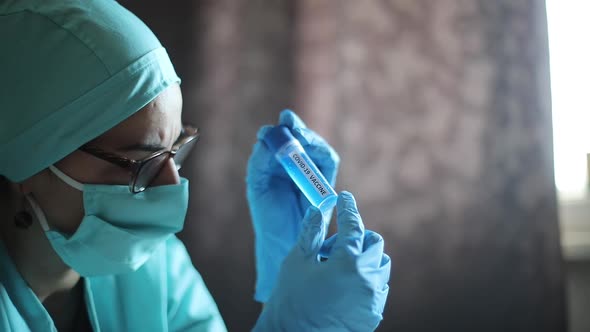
[246,110,340,302]
[253,191,391,331]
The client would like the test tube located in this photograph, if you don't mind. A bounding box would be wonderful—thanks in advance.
[263,125,338,215]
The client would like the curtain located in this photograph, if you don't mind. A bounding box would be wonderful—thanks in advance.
[121,1,566,331]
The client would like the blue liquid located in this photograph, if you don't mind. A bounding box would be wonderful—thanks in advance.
[275,141,338,215]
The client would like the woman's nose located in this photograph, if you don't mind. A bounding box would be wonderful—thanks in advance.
[151,157,180,187]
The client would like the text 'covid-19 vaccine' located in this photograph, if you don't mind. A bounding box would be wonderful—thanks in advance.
[263,126,338,215]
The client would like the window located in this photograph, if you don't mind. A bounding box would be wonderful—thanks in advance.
[546,0,590,260]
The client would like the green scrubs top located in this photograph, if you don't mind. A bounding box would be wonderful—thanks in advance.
[0,236,227,331]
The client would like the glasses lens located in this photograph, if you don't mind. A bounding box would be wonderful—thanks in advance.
[133,153,170,192]
[173,136,198,170]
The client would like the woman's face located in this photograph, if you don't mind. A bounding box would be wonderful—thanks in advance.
[22,84,184,234]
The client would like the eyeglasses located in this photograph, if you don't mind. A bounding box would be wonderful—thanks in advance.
[79,125,200,193]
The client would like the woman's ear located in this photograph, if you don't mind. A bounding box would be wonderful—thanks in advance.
[14,181,32,196]
[13,170,48,196]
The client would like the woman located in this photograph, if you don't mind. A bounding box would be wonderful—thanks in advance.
[0,1,391,331]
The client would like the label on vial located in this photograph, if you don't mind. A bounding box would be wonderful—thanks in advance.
[288,151,330,198]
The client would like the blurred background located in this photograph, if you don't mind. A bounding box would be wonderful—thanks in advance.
[118,1,590,331]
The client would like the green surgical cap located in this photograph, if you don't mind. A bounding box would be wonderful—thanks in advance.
[0,0,181,182]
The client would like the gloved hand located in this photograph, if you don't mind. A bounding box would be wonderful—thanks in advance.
[253,191,391,332]
[246,109,340,302]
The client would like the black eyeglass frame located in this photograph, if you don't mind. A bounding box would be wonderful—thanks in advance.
[79,125,200,193]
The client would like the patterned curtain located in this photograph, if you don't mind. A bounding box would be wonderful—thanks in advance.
[121,1,565,331]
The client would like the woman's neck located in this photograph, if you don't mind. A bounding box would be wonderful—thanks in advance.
[0,198,80,302]
[43,278,87,332]
[0,186,88,332]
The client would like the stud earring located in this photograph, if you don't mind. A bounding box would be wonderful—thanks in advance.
[14,210,33,229]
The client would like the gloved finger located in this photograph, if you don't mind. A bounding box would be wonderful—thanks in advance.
[381,253,391,270]
[318,233,337,258]
[292,127,340,186]
[353,250,391,310]
[358,247,391,288]
[246,127,292,193]
[278,109,307,130]
[255,125,274,141]
[362,230,385,256]
[357,230,390,286]
[327,230,385,266]
[374,284,389,317]
[297,206,326,260]
[379,253,392,287]
[248,128,309,216]
[332,191,365,257]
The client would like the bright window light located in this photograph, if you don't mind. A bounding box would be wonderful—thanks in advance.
[546,0,590,199]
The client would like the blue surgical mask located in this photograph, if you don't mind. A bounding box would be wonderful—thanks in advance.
[26,165,189,277]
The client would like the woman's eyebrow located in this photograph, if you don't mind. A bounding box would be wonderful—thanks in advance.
[117,143,166,152]
[117,127,184,153]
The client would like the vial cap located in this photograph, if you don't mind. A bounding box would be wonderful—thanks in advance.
[262,125,296,153]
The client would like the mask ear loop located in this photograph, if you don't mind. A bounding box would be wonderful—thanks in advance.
[48,165,84,191]
[25,194,51,232]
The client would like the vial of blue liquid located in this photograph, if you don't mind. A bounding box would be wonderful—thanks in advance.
[263,126,338,215]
